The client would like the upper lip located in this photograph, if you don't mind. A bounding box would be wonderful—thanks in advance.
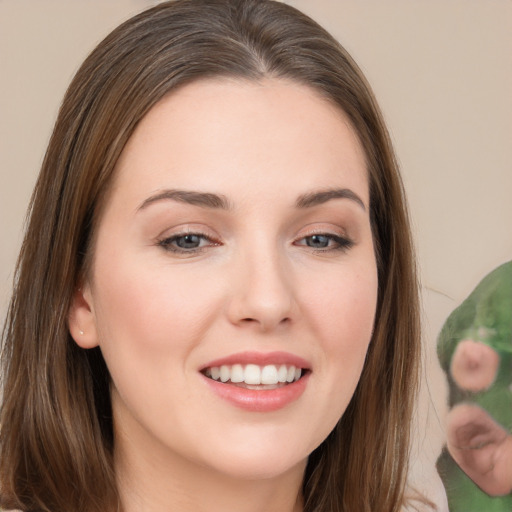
[200,351,311,371]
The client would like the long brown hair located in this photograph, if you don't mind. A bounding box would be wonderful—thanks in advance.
[0,1,420,511]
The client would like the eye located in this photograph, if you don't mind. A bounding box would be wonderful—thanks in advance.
[173,234,204,249]
[295,233,353,252]
[157,232,218,254]
[304,234,331,249]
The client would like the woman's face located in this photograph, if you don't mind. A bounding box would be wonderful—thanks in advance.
[72,79,378,481]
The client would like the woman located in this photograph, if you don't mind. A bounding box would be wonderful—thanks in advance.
[0,1,421,511]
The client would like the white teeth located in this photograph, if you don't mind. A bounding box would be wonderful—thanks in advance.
[261,365,278,385]
[206,363,304,385]
[231,364,244,383]
[244,364,261,385]
[277,364,288,383]
[286,365,296,383]
[220,365,230,383]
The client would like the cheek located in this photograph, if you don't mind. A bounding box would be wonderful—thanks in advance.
[90,252,222,370]
[291,261,378,453]
[312,262,377,378]
[89,253,228,431]
[304,261,378,352]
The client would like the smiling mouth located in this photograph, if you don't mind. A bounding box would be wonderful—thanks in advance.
[202,364,305,389]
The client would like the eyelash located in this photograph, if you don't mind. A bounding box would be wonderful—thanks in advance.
[157,231,354,255]
[157,231,219,254]
[294,233,354,253]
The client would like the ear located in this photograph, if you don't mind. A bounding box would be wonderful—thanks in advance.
[68,283,100,349]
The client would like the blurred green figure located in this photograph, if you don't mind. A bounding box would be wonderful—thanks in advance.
[437,260,512,511]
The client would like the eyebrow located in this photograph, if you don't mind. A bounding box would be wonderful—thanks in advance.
[137,187,366,213]
[137,189,232,211]
[295,188,366,211]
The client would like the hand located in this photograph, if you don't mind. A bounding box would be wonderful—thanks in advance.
[446,403,512,496]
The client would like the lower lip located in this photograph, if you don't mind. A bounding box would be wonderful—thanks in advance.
[202,373,310,412]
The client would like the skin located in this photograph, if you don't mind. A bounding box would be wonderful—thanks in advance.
[69,78,378,512]
[449,339,500,392]
[446,403,512,496]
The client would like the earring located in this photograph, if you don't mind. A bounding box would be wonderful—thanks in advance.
[79,329,84,335]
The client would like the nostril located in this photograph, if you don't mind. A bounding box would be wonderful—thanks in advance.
[226,276,296,330]
[236,316,291,332]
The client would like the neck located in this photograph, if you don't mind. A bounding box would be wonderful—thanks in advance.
[115,429,305,512]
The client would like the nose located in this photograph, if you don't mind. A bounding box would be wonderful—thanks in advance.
[226,247,296,332]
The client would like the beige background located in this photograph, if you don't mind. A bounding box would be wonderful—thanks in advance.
[1,1,511,509]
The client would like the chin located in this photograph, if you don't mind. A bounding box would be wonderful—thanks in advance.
[193,428,319,481]
[206,451,308,481]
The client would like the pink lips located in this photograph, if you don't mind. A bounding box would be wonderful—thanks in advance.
[200,351,311,412]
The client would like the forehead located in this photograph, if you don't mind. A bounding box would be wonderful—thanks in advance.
[110,78,368,208]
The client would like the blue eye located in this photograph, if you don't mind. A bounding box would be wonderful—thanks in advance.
[174,234,203,249]
[158,232,216,253]
[296,233,353,252]
[305,234,330,248]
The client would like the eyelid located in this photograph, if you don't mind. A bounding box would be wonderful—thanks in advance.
[293,226,355,252]
[156,226,221,255]
[294,224,350,240]
[155,222,219,242]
